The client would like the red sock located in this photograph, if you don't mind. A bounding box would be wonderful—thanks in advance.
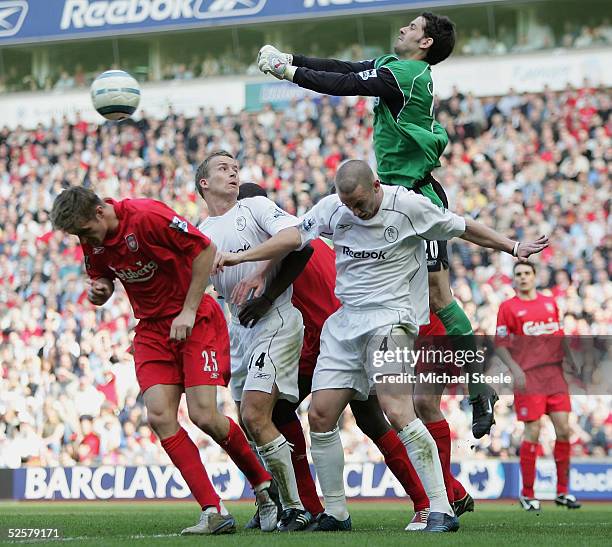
[520,441,538,498]
[219,417,272,489]
[452,476,468,501]
[554,440,571,495]
[375,430,429,511]
[277,419,324,516]
[161,427,220,510]
[426,420,455,503]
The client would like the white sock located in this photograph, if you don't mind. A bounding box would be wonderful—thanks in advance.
[249,441,265,466]
[398,418,453,516]
[310,427,349,521]
[204,500,228,515]
[248,441,271,493]
[257,435,303,510]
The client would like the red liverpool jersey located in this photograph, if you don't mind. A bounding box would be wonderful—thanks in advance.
[82,198,211,320]
[496,293,564,370]
[292,239,340,372]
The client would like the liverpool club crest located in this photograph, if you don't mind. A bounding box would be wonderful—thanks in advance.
[125,233,139,252]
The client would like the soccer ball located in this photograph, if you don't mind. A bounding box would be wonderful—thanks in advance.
[90,70,141,121]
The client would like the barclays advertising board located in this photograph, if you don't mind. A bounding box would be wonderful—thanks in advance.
[5,461,612,501]
[0,0,501,46]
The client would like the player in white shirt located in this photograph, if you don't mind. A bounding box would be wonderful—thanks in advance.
[196,151,313,532]
[214,160,548,533]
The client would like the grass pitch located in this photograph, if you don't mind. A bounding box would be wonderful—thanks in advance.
[0,500,610,546]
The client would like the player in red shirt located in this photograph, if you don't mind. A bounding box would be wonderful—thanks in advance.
[496,261,581,511]
[235,183,446,531]
[50,187,277,535]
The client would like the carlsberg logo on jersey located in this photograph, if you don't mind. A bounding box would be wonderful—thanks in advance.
[522,320,560,335]
[343,246,387,260]
[110,260,158,283]
[60,0,267,29]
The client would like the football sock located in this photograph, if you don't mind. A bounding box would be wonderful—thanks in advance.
[554,440,571,495]
[398,418,453,516]
[520,440,538,498]
[249,440,265,466]
[203,501,229,515]
[278,419,324,516]
[436,301,486,399]
[218,417,271,490]
[257,435,303,510]
[452,476,468,501]
[374,429,429,511]
[426,419,455,503]
[310,427,349,521]
[160,427,220,511]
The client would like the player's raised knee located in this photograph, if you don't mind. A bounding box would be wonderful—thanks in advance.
[554,421,570,441]
[240,403,267,440]
[378,398,413,431]
[308,405,336,433]
[188,405,218,434]
[413,394,440,423]
[147,409,179,439]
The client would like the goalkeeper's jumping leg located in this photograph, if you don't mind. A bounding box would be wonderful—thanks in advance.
[427,265,498,438]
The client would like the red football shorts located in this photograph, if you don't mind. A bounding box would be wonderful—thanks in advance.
[514,392,571,422]
[298,327,319,376]
[133,297,230,394]
[414,333,462,378]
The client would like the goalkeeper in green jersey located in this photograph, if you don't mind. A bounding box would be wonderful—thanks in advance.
[257,12,498,439]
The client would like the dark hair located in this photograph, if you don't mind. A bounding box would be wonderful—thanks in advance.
[513,261,536,275]
[51,186,103,232]
[238,182,267,200]
[421,12,456,65]
[194,150,235,198]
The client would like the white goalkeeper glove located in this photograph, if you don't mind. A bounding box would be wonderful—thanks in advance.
[257,45,296,81]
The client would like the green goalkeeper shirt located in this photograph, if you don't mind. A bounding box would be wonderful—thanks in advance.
[372,55,448,191]
[292,53,449,207]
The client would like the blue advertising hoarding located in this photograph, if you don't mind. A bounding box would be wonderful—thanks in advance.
[0,0,503,46]
[7,461,612,501]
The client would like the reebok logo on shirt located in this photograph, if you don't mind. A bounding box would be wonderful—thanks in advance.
[228,243,251,254]
[343,246,387,260]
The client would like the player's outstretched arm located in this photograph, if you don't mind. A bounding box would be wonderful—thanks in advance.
[264,244,313,302]
[293,54,375,74]
[258,45,374,75]
[238,244,314,328]
[258,46,399,99]
[461,217,548,259]
[213,227,302,273]
[170,243,216,341]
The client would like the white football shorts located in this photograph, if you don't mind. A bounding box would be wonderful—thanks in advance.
[229,302,304,403]
[312,305,418,400]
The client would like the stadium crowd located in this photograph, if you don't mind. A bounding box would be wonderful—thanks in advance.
[0,82,610,470]
[1,18,612,93]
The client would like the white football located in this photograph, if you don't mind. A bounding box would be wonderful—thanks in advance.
[90,70,141,121]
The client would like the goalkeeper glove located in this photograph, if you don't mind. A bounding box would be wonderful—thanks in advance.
[257,45,296,81]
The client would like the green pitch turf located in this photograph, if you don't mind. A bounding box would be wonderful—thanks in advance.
[1,501,610,546]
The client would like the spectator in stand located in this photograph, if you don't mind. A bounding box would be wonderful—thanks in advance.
[462,30,490,56]
[54,70,75,91]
